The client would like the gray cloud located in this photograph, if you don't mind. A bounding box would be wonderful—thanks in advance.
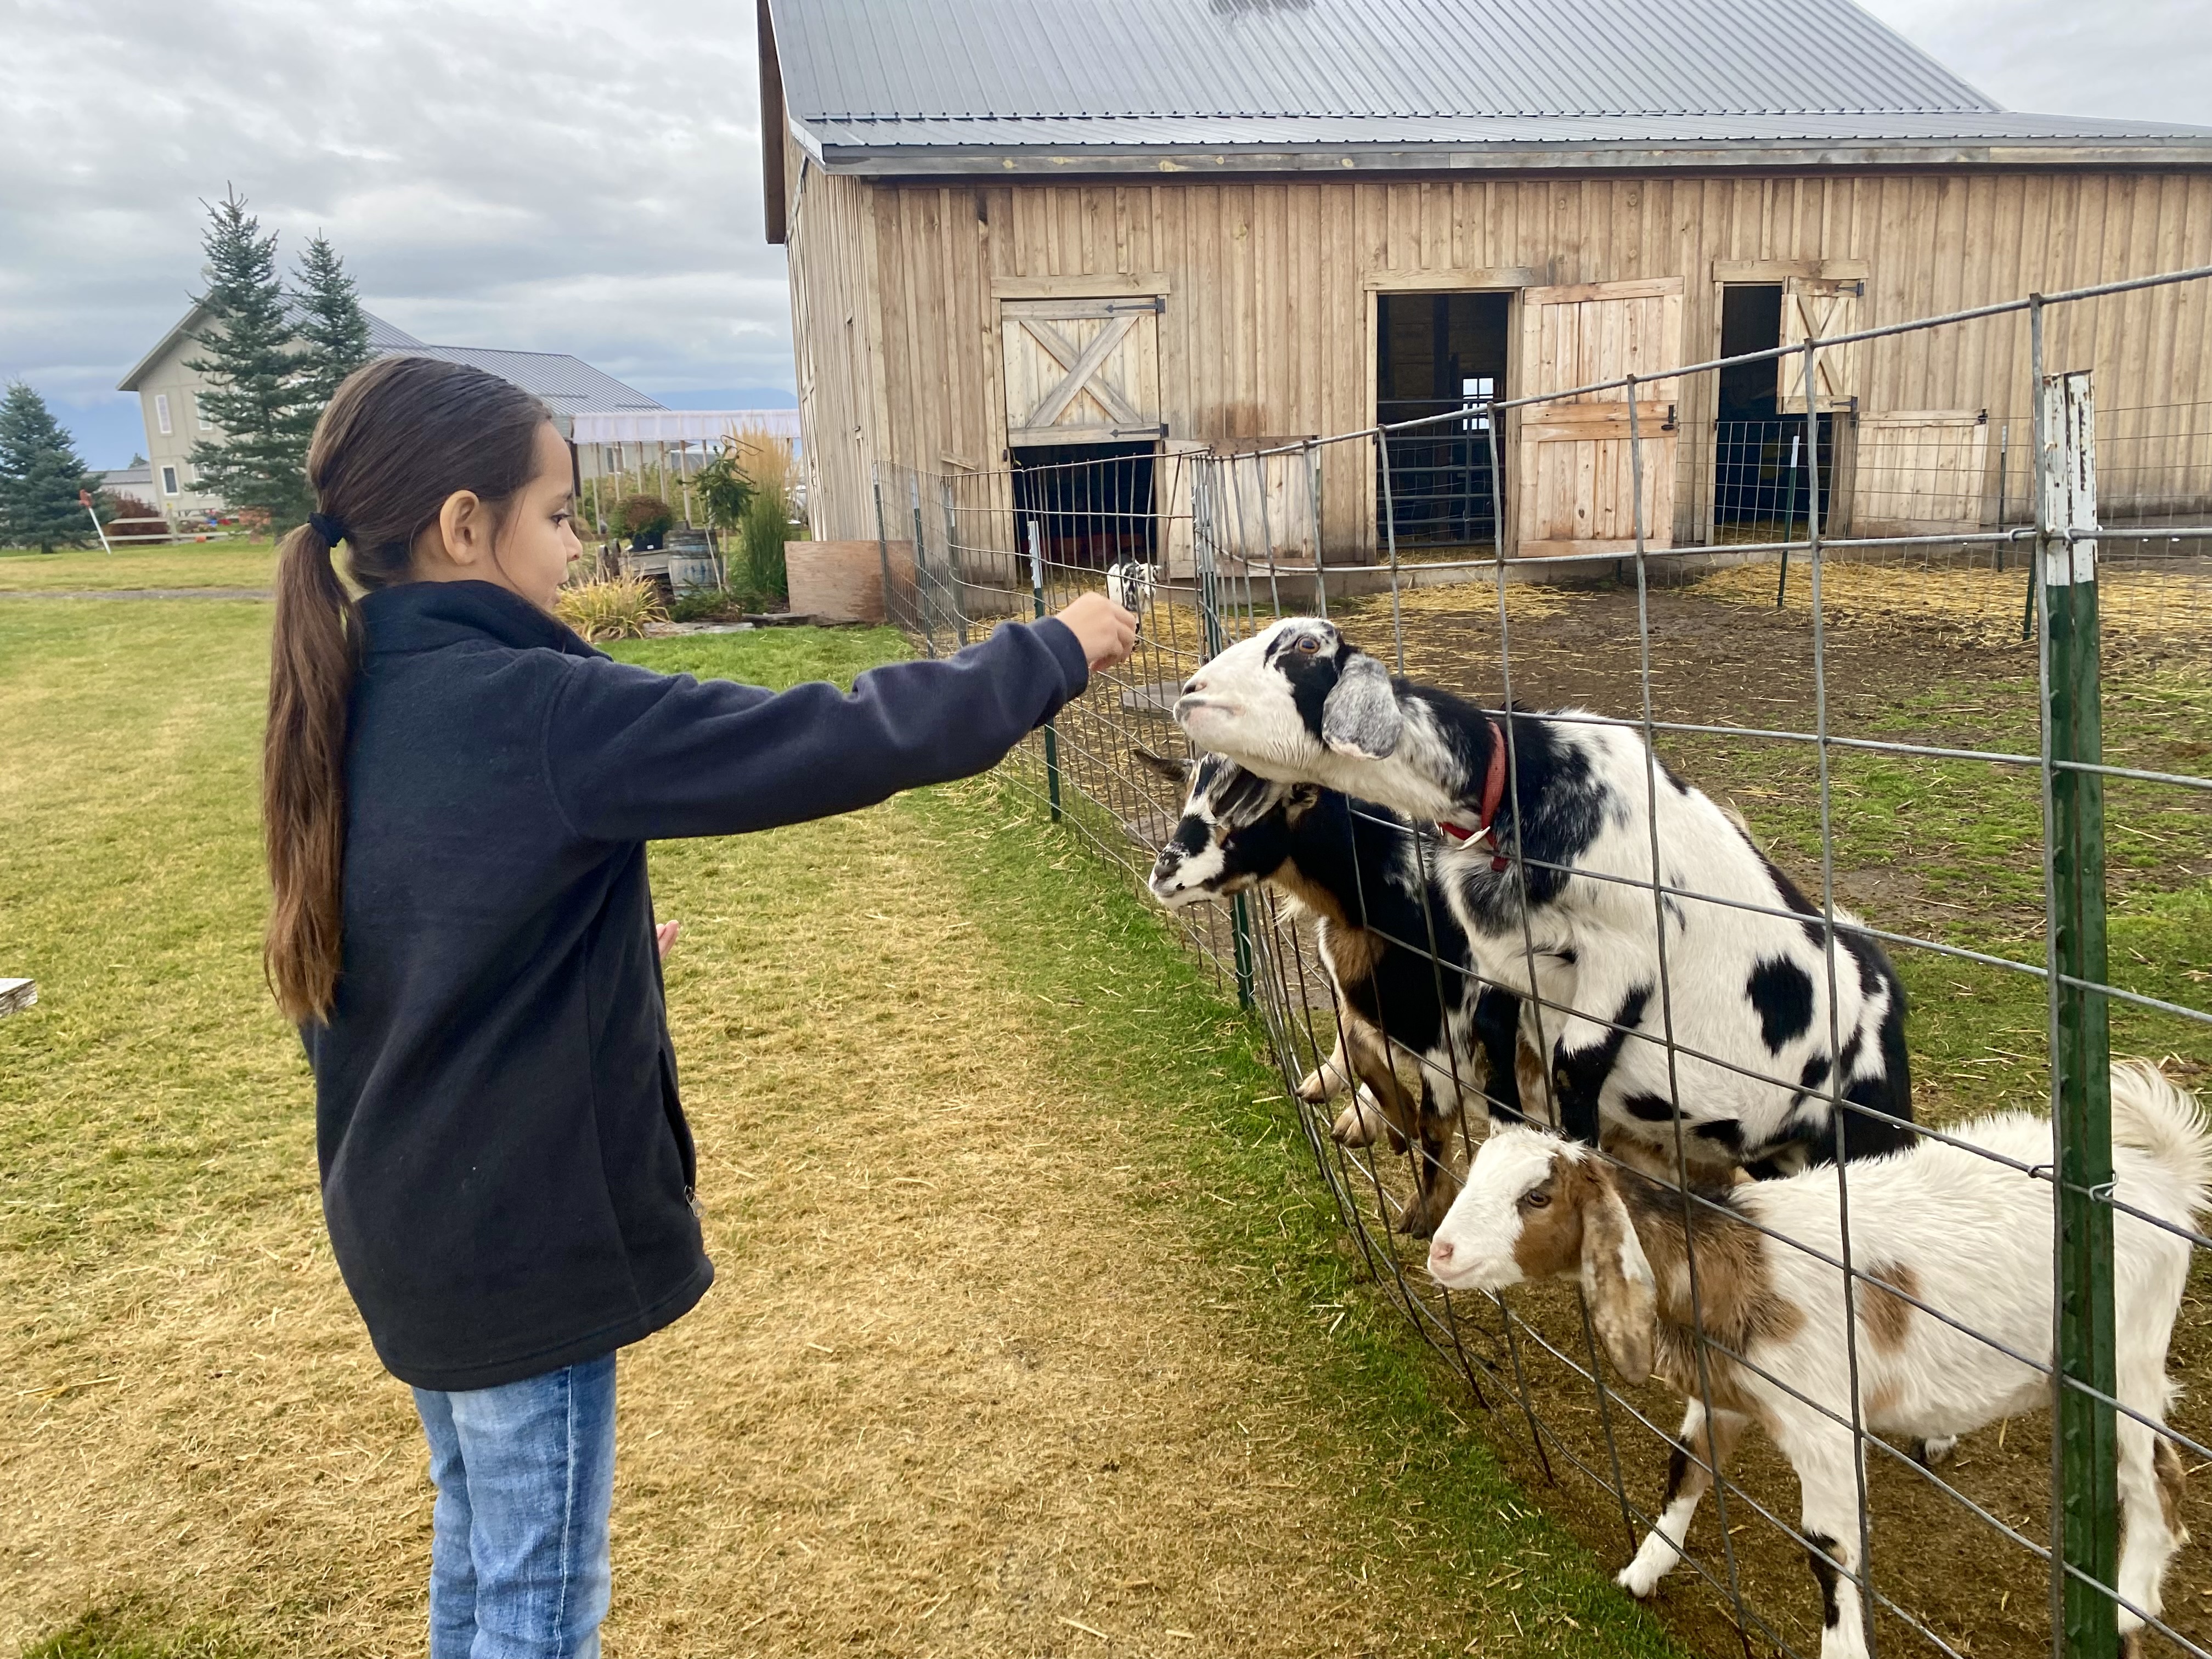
[1858,0,2210,127]
[1,0,790,460]
[2,0,2205,466]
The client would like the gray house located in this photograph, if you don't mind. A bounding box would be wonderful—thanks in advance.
[116,307,664,518]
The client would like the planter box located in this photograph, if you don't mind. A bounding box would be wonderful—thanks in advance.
[785,539,916,625]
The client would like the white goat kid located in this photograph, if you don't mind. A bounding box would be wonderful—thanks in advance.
[1175,616,1916,1177]
[1425,1061,2208,1659]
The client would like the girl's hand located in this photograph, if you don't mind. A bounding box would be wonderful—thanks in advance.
[656,921,681,961]
[1054,593,1138,671]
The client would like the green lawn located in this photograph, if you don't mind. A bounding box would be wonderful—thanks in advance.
[0,541,278,591]
[2,599,1681,1659]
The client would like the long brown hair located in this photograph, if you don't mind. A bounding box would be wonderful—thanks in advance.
[266,355,551,1023]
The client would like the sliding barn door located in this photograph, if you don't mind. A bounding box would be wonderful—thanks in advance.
[1000,297,1167,447]
[1516,278,1683,557]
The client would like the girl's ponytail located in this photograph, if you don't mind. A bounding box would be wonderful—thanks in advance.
[261,355,551,1023]
[264,515,360,1023]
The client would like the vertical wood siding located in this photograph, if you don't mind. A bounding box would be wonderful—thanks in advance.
[787,167,2212,548]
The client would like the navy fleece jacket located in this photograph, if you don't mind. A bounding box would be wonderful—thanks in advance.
[307,580,1089,1390]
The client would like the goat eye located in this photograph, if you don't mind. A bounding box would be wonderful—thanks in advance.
[1522,1190,1553,1210]
[1295,636,1321,654]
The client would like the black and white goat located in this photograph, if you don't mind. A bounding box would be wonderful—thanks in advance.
[1174,617,1915,1177]
[1105,560,1157,641]
[1147,754,1530,1235]
[1427,1061,2209,1659]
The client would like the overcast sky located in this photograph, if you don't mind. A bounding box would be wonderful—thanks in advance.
[2,0,2205,467]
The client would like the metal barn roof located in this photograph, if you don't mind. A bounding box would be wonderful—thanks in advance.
[764,0,2212,172]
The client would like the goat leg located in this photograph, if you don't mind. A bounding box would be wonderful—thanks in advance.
[1619,1401,1750,1598]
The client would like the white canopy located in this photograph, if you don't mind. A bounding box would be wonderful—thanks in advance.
[570,410,801,444]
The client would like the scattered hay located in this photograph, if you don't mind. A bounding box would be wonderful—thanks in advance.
[1692,558,2212,662]
[1345,577,1573,624]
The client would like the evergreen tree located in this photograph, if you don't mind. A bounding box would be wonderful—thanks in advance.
[292,232,375,422]
[185,189,312,526]
[0,382,100,552]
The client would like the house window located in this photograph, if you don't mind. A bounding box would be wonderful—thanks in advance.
[161,465,179,496]
[190,393,206,431]
[155,393,172,436]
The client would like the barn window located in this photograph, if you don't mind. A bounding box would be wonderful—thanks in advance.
[1713,284,1834,538]
[155,393,172,436]
[161,465,179,496]
[1375,292,1510,551]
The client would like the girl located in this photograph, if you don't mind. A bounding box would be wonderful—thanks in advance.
[265,355,1134,1658]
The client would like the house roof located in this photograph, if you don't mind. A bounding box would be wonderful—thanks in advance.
[762,0,2212,176]
[395,345,665,417]
[117,306,663,422]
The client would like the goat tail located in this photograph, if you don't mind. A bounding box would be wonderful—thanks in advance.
[2109,1059,2212,1217]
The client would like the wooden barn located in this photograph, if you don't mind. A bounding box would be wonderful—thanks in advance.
[757,0,2212,569]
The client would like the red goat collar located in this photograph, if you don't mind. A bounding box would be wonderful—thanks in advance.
[1436,718,1510,873]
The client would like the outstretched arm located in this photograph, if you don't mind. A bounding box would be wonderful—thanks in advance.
[549,604,1130,843]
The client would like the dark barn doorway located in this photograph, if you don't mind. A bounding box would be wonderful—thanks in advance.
[1010,441,1158,567]
[1714,284,1835,538]
[1375,291,1511,550]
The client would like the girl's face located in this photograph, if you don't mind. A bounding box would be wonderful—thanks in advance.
[410,421,582,610]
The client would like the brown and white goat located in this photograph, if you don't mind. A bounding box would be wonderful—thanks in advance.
[1426,1062,2208,1659]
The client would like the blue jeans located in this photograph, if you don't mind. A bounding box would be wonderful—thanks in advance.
[411,1355,617,1659]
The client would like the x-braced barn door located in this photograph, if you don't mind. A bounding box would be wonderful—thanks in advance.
[1778,275,1864,411]
[1516,277,1683,557]
[1000,297,1167,447]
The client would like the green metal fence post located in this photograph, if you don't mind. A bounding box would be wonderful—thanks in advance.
[909,476,935,658]
[2035,354,2119,1659]
[872,465,896,630]
[1026,518,1062,823]
[1192,460,1255,1010]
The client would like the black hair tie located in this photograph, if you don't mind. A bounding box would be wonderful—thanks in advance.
[309,511,347,545]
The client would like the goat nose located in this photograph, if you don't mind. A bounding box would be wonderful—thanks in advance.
[1183,674,1205,695]
[1429,1239,1454,1267]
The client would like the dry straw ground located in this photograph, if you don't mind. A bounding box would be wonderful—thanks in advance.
[1,601,1677,1659]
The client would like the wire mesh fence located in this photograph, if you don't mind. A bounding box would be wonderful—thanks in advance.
[874,266,2212,1659]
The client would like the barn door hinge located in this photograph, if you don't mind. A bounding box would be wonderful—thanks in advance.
[1661,403,1678,433]
[1108,296,1166,315]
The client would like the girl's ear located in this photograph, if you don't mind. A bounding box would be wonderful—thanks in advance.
[1577,1162,1658,1385]
[422,488,492,571]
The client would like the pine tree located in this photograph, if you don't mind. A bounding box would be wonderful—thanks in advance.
[293,232,375,425]
[185,189,312,526]
[0,382,100,552]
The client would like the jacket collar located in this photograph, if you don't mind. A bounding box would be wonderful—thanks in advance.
[359,580,604,661]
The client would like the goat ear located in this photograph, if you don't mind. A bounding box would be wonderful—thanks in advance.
[1577,1163,1658,1386]
[1321,652,1403,760]
[1283,782,1324,821]
[1133,744,1195,787]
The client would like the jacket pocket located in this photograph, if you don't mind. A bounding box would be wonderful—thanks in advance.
[657,1043,697,1195]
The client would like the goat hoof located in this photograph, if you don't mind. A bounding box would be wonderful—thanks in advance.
[1330,1102,1381,1147]
[1916,1436,1957,1468]
[1295,1069,1332,1104]
[1615,1564,1661,1600]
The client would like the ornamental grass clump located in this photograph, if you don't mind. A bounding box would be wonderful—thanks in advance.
[555,574,666,642]
[725,425,805,608]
